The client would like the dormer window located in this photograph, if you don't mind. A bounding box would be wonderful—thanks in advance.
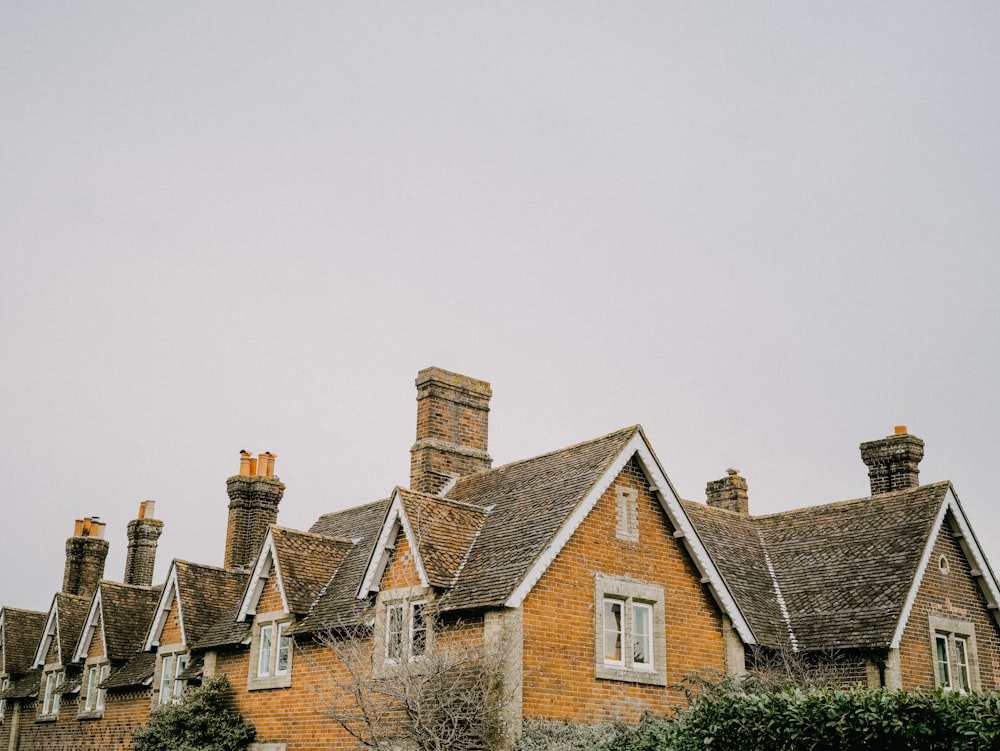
[40,666,64,718]
[157,650,188,705]
[80,659,111,716]
[248,613,294,690]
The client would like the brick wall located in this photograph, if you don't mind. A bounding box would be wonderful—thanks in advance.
[897,516,1000,689]
[521,457,726,723]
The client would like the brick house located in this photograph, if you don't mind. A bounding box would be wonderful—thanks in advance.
[1,368,998,751]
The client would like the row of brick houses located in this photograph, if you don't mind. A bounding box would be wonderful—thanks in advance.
[1,367,999,750]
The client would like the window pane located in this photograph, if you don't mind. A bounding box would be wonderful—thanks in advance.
[603,599,623,663]
[97,665,110,710]
[935,634,952,689]
[173,653,188,699]
[411,602,427,659]
[42,672,54,714]
[276,622,291,674]
[52,672,62,713]
[633,603,652,667]
[387,604,404,662]
[159,655,173,704]
[85,666,98,711]
[955,637,971,692]
[259,624,273,676]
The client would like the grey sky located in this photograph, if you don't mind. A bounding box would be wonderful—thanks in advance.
[2,3,998,612]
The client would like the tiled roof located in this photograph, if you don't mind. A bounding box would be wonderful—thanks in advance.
[1,668,40,699]
[98,583,162,661]
[396,489,489,589]
[293,499,390,634]
[685,482,950,651]
[1,608,47,676]
[54,593,91,666]
[271,527,354,614]
[437,427,638,611]
[102,652,155,690]
[173,561,249,647]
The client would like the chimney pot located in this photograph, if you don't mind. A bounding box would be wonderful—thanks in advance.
[895,425,908,435]
[125,502,163,587]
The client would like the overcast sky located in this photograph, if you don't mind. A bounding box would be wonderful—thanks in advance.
[2,3,998,613]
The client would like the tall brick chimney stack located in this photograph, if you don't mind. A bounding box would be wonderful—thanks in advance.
[225,451,284,571]
[63,517,109,598]
[860,426,925,495]
[706,469,749,515]
[410,367,492,495]
[124,500,163,587]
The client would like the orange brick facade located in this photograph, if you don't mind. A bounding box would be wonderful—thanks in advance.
[521,458,726,723]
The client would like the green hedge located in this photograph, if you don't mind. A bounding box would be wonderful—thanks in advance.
[603,686,1000,751]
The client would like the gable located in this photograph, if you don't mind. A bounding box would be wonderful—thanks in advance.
[358,490,430,596]
[257,559,286,614]
[485,430,754,643]
[380,528,424,591]
[145,567,185,650]
[896,506,1000,688]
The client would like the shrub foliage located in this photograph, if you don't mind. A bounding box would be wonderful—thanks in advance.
[603,681,1000,751]
[131,674,256,751]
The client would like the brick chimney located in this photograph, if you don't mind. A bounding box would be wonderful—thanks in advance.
[860,426,924,495]
[63,517,109,598]
[225,451,285,571]
[410,367,492,495]
[706,469,749,514]
[124,500,163,587]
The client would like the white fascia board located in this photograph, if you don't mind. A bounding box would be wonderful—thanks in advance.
[143,565,183,652]
[945,487,1000,609]
[72,588,104,663]
[500,431,756,644]
[357,489,429,598]
[889,492,951,649]
[32,596,60,668]
[237,530,286,621]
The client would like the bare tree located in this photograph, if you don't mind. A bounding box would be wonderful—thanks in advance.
[315,614,521,751]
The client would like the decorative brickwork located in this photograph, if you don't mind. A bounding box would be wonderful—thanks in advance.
[860,431,925,495]
[410,367,492,494]
[225,475,285,571]
[62,537,108,599]
[124,518,163,588]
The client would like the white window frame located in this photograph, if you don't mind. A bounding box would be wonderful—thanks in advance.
[1,675,8,722]
[248,612,293,690]
[374,587,434,674]
[594,574,666,686]
[156,648,189,705]
[40,666,64,718]
[80,659,111,715]
[929,615,980,693]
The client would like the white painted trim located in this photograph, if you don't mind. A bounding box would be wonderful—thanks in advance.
[237,530,288,621]
[72,588,105,664]
[944,486,1000,615]
[501,431,756,645]
[357,489,430,598]
[878,484,1000,650]
[32,596,60,668]
[143,565,184,652]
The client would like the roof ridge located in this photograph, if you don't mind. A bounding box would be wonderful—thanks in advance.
[467,425,640,477]
[751,481,951,520]
[271,525,356,546]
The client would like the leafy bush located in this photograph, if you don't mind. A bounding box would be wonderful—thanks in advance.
[132,674,256,751]
[604,683,1000,751]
